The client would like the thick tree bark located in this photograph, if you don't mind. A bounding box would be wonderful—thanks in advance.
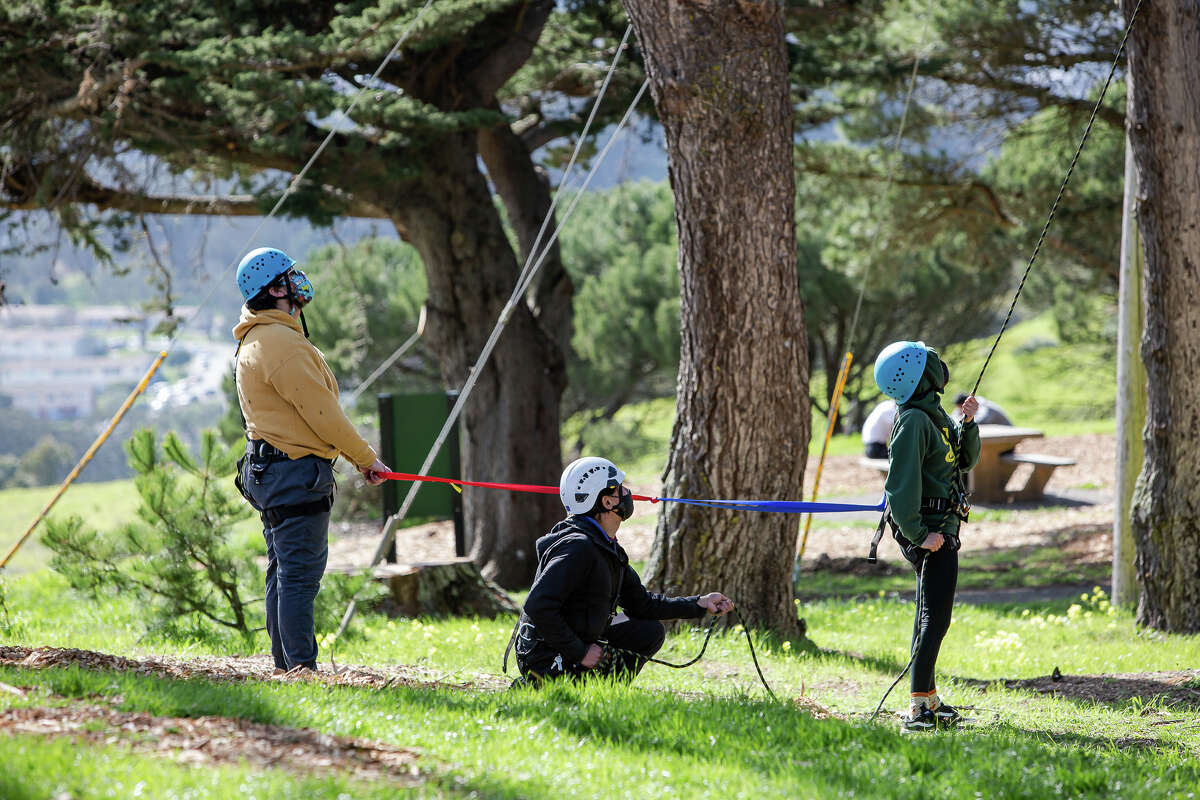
[1123,0,1200,632]
[387,133,566,590]
[622,0,808,634]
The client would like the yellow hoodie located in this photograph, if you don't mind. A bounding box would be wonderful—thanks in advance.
[232,307,377,470]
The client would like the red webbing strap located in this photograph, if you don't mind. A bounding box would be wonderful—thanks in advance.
[378,472,656,502]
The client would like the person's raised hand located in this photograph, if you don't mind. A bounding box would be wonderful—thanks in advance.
[960,395,979,422]
[360,459,390,486]
[921,532,944,552]
[698,592,734,615]
[580,643,604,669]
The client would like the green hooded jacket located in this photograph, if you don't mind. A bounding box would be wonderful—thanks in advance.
[885,347,981,545]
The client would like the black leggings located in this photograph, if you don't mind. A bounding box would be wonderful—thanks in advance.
[906,544,959,694]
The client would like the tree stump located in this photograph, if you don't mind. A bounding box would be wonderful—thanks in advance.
[356,559,517,619]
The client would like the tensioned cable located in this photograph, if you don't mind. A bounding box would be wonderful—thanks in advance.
[340,305,427,409]
[339,24,633,408]
[510,25,633,298]
[2,0,435,565]
[971,0,1144,396]
[333,78,652,644]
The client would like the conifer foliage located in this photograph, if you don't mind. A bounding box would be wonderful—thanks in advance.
[42,429,259,634]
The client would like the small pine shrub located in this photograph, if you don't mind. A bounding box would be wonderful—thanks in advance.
[42,428,260,635]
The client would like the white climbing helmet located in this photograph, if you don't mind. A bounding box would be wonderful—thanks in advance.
[559,457,626,515]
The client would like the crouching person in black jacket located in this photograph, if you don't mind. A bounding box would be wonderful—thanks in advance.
[513,457,733,683]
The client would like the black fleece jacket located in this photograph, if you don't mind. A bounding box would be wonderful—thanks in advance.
[520,515,705,665]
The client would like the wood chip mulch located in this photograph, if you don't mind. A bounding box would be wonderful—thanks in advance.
[0,645,511,692]
[0,703,422,784]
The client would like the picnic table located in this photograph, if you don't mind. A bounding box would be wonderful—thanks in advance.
[858,424,1075,504]
[969,425,1074,503]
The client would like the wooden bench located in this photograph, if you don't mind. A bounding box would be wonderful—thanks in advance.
[998,452,1075,501]
[858,457,890,475]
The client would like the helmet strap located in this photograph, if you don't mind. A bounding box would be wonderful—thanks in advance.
[299,309,310,339]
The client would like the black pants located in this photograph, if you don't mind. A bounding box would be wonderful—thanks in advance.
[895,534,959,695]
[864,442,889,459]
[517,616,666,683]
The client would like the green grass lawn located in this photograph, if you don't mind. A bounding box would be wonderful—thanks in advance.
[2,568,1198,799]
[0,480,143,574]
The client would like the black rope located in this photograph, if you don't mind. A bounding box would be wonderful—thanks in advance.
[607,608,780,703]
[971,0,1144,397]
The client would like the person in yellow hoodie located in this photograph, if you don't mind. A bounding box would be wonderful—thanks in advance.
[232,247,389,674]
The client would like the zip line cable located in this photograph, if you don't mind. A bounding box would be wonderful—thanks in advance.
[970,0,1144,396]
[1,0,435,567]
[512,25,633,298]
[340,305,427,410]
[172,0,436,357]
[332,78,652,645]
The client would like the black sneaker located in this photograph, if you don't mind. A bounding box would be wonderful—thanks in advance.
[901,706,937,733]
[931,702,962,728]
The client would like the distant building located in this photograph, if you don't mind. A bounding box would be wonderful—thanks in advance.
[0,304,188,420]
[6,383,96,420]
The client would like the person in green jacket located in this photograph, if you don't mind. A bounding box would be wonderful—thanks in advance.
[873,341,981,732]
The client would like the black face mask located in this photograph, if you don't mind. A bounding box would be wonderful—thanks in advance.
[613,486,634,520]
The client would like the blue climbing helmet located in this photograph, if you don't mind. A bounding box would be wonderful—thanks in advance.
[236,247,295,301]
[874,341,928,403]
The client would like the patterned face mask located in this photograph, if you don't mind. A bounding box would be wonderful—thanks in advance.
[285,268,314,306]
[613,486,634,520]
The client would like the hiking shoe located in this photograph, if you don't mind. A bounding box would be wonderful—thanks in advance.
[901,706,937,733]
[931,702,963,729]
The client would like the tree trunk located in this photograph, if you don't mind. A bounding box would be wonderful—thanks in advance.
[622,0,808,635]
[390,134,566,590]
[1123,0,1200,632]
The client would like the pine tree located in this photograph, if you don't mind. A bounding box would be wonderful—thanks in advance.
[42,429,260,634]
